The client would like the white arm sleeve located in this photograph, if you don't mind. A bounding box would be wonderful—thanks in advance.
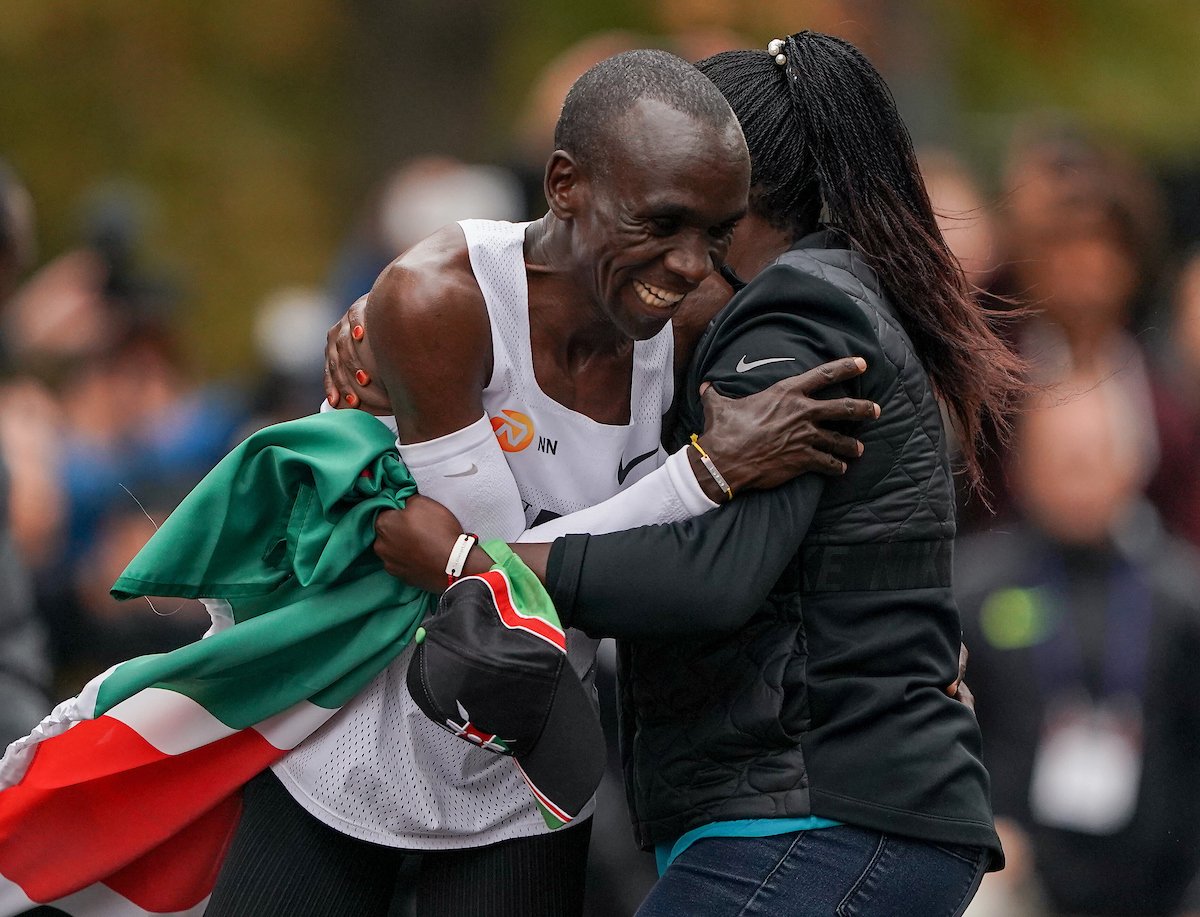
[323,404,716,546]
[516,446,717,542]
[395,414,527,542]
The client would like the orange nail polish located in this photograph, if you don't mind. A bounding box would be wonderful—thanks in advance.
[351,324,365,341]
[345,392,358,407]
[355,370,370,386]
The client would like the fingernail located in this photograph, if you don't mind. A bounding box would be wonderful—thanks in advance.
[853,357,866,370]
[352,324,365,341]
[355,369,370,386]
[872,403,881,418]
[345,392,358,407]
[327,393,338,406]
[857,441,864,456]
[840,461,848,473]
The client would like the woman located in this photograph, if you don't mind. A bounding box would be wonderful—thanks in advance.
[370,31,1023,916]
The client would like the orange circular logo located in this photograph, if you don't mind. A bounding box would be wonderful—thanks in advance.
[491,409,535,452]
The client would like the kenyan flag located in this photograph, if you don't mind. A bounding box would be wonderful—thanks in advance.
[0,411,434,916]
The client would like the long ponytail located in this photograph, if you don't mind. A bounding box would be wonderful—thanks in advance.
[698,33,1025,493]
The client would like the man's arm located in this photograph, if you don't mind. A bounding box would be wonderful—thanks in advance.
[329,262,874,587]
[363,231,491,443]
[546,266,883,639]
[549,475,823,639]
[363,229,529,544]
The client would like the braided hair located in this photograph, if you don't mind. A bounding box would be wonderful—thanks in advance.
[696,32,1025,492]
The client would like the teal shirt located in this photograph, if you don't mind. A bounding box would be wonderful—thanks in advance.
[655,817,843,874]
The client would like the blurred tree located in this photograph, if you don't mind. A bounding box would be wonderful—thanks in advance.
[937,0,1200,168]
[0,1,355,376]
[1,0,1198,379]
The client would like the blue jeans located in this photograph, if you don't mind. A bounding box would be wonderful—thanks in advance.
[635,824,987,917]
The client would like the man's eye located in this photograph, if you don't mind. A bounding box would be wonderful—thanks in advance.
[709,223,736,241]
[648,217,681,235]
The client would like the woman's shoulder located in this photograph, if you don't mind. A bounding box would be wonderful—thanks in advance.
[717,259,884,366]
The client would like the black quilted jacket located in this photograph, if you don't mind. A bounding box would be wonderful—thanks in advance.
[548,231,1002,864]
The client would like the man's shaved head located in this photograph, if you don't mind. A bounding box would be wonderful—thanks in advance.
[554,49,741,179]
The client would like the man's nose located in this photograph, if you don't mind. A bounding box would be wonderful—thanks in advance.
[664,236,715,288]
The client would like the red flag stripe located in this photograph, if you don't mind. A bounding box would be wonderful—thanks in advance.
[0,715,279,909]
[469,571,566,652]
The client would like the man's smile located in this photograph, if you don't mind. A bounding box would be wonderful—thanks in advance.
[633,279,687,309]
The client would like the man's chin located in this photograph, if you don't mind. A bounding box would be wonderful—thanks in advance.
[617,292,679,339]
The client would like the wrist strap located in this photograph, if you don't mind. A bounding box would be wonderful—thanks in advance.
[445,533,479,585]
[689,434,733,501]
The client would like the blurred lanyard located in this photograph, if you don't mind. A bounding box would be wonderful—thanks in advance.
[1027,550,1152,834]
[1029,551,1153,704]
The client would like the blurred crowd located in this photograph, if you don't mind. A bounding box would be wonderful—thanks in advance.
[3,29,1200,917]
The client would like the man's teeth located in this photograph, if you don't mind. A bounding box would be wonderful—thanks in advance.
[634,280,685,309]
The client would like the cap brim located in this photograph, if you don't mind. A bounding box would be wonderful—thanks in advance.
[513,664,605,830]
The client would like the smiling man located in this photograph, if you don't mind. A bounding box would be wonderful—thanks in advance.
[206,50,869,917]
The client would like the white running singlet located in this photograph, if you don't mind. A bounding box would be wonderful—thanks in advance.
[273,219,674,849]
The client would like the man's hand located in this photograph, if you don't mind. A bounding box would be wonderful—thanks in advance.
[695,357,879,496]
[324,295,392,414]
[374,495,466,593]
[948,641,975,713]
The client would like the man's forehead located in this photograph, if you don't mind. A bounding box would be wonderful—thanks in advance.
[605,98,737,158]
[597,105,745,197]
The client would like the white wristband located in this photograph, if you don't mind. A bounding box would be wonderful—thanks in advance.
[445,533,479,583]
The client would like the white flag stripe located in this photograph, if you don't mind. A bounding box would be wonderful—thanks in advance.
[1,870,210,917]
[107,690,337,755]
[255,701,341,750]
[0,870,33,917]
[105,689,239,756]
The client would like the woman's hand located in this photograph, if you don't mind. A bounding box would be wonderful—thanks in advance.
[324,295,393,414]
[947,641,975,713]
[695,357,879,496]
[374,495,465,592]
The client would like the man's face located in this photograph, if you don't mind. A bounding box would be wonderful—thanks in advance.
[569,99,749,340]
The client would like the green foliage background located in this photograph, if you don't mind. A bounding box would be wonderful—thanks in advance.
[2,0,1197,376]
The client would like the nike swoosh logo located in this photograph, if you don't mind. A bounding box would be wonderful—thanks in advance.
[444,464,478,478]
[617,448,659,485]
[736,355,796,372]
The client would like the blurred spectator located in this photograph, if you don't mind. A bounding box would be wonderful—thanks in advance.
[32,320,242,695]
[0,159,51,744]
[999,123,1164,374]
[921,147,1001,292]
[49,489,209,695]
[1,181,177,382]
[54,323,246,563]
[958,381,1200,917]
[1147,249,1200,548]
[961,124,1168,532]
[327,156,524,307]
[0,178,245,698]
[245,285,338,427]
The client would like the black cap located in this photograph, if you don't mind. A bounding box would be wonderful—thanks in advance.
[406,569,604,829]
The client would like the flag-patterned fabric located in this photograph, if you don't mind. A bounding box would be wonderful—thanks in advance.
[0,410,435,916]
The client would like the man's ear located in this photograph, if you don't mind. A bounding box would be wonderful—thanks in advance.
[544,151,587,221]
